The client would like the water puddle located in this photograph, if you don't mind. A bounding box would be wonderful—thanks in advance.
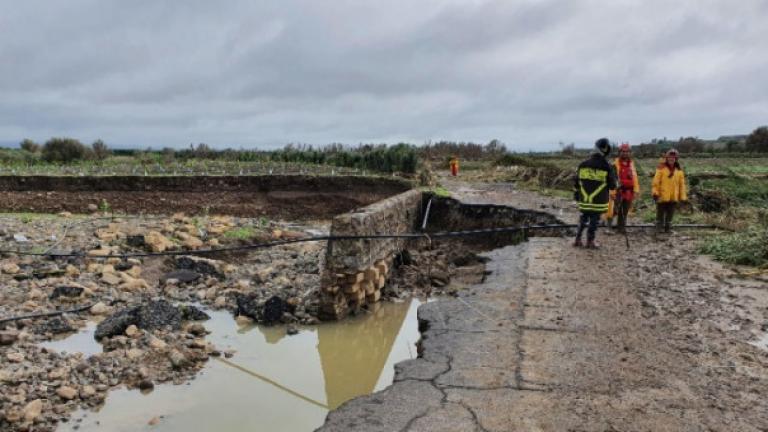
[56,299,422,432]
[40,321,102,357]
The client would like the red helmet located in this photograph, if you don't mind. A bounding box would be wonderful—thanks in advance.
[618,143,631,152]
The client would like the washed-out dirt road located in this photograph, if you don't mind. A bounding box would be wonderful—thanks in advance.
[318,180,768,431]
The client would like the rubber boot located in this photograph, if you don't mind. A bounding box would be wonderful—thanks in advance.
[586,240,600,249]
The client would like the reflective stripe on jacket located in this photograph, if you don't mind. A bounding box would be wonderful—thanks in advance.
[574,153,617,213]
[652,164,687,203]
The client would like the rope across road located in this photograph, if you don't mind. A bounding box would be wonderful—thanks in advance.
[0,223,720,259]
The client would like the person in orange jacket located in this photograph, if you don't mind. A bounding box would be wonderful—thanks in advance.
[652,149,687,235]
[449,156,459,176]
[605,143,640,233]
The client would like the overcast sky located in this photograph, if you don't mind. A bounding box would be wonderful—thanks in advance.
[1,0,766,151]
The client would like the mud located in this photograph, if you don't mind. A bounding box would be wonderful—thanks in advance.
[0,175,410,219]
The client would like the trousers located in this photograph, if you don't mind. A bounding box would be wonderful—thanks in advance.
[576,211,601,242]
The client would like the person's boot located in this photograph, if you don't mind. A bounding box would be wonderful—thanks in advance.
[586,240,600,249]
[573,238,583,248]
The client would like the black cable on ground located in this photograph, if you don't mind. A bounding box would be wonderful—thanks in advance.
[0,303,93,325]
[0,223,720,260]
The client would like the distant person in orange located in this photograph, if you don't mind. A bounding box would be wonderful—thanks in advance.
[449,156,459,176]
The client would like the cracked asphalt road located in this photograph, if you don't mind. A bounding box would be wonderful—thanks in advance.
[317,181,768,432]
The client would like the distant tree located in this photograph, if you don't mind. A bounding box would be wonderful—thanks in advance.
[193,143,215,159]
[161,147,176,164]
[19,138,41,153]
[91,139,111,160]
[42,137,92,163]
[746,126,768,152]
[726,140,741,152]
[559,141,576,156]
[676,136,705,154]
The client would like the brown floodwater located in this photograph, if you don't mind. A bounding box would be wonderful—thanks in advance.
[51,299,422,432]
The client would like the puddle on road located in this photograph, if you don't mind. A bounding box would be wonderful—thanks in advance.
[55,299,422,432]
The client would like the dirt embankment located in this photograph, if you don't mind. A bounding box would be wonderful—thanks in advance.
[0,176,411,219]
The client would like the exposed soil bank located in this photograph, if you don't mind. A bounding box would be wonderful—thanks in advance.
[0,176,410,219]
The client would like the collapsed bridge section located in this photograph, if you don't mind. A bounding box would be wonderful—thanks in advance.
[319,192,564,320]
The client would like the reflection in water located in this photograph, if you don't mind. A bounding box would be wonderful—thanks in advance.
[57,299,421,432]
[318,302,411,409]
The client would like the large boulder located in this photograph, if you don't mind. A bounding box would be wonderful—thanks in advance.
[175,256,224,279]
[94,300,208,340]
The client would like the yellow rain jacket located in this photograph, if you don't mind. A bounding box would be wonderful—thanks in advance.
[652,164,687,203]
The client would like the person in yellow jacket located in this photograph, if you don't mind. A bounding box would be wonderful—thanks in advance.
[604,143,640,233]
[652,148,687,235]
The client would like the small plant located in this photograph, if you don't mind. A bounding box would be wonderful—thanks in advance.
[20,214,33,224]
[257,217,270,228]
[223,226,257,240]
[98,199,111,213]
[432,186,451,198]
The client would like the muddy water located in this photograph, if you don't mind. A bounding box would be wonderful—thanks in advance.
[53,299,422,432]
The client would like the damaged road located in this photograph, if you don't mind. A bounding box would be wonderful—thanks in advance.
[318,182,768,431]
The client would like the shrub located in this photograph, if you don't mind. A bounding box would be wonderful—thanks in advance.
[746,126,768,153]
[42,138,92,163]
[91,139,111,160]
[19,138,41,153]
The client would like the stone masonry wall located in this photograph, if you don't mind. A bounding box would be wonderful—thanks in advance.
[319,189,423,320]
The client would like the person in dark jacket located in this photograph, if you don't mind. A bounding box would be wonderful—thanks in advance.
[573,138,618,249]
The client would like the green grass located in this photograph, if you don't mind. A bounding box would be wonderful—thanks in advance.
[223,226,258,240]
[432,186,451,198]
[699,226,768,267]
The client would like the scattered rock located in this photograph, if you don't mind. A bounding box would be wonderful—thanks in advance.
[144,231,175,253]
[168,349,190,369]
[126,348,145,360]
[23,399,43,422]
[6,352,24,363]
[148,416,160,426]
[179,305,210,321]
[90,302,110,315]
[101,273,122,286]
[56,386,78,400]
[1,263,20,274]
[49,284,84,300]
[125,324,140,337]
[186,323,207,336]
[287,325,299,336]
[149,336,168,350]
[87,203,99,212]
[13,234,28,243]
[80,385,96,399]
[0,330,19,346]
[138,380,155,391]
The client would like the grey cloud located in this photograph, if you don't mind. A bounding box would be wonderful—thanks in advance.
[0,0,766,149]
